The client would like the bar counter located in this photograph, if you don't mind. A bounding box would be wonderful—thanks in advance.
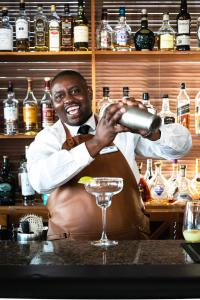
[0,239,200,299]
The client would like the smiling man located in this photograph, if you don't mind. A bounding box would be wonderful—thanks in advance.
[27,70,192,241]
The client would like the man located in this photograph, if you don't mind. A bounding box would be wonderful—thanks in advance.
[27,70,192,241]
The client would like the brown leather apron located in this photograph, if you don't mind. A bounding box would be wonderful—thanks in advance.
[47,124,150,240]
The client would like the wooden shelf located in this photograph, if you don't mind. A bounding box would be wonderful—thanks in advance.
[0,134,36,139]
[0,51,92,56]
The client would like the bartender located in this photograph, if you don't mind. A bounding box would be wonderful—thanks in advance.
[27,70,192,240]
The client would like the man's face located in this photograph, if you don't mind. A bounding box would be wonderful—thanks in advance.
[51,75,92,126]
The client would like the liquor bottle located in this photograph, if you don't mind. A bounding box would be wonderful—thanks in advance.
[197,15,200,48]
[195,89,200,135]
[144,159,154,183]
[41,77,55,128]
[134,9,155,51]
[167,159,179,200]
[23,78,38,135]
[97,87,112,114]
[96,8,113,50]
[158,94,176,125]
[174,164,193,202]
[122,87,129,100]
[48,5,60,52]
[177,82,190,129]
[74,0,89,51]
[113,7,132,52]
[15,0,29,52]
[158,13,175,51]
[0,7,13,51]
[149,161,169,201]
[0,155,15,205]
[176,0,191,51]
[34,4,48,52]
[61,4,74,51]
[18,153,25,189]
[191,159,200,198]
[142,92,157,114]
[20,146,35,206]
[3,81,19,135]
[138,162,151,203]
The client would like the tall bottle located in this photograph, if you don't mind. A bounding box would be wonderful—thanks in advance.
[97,87,112,114]
[158,94,176,125]
[0,7,13,51]
[149,161,169,201]
[195,89,200,135]
[113,7,132,52]
[3,81,19,135]
[0,155,15,205]
[174,164,192,201]
[23,78,38,135]
[142,92,157,114]
[177,82,190,129]
[158,13,175,51]
[176,0,191,51]
[122,86,129,100]
[197,15,200,48]
[73,0,88,51]
[20,146,35,206]
[48,5,60,52]
[15,0,29,52]
[41,77,55,128]
[134,9,155,51]
[34,4,48,52]
[167,159,179,200]
[138,162,151,203]
[96,8,113,50]
[144,159,154,183]
[191,158,200,199]
[61,4,74,51]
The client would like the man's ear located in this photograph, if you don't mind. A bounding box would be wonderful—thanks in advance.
[87,86,93,100]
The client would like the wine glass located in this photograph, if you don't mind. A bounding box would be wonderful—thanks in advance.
[84,177,123,247]
[183,200,200,243]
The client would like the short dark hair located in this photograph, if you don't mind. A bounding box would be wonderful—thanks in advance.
[50,70,87,89]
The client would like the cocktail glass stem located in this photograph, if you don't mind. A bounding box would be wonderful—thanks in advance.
[100,206,108,243]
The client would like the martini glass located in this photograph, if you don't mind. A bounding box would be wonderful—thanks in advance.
[84,177,123,247]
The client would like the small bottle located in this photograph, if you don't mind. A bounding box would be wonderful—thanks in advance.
[138,162,151,203]
[20,146,35,206]
[176,0,191,51]
[15,0,29,52]
[158,94,176,125]
[191,159,200,199]
[48,5,60,52]
[195,89,200,135]
[0,155,15,205]
[144,159,154,183]
[34,4,48,52]
[142,92,157,115]
[177,82,190,129]
[3,81,19,135]
[134,9,155,51]
[174,164,193,202]
[23,78,38,135]
[41,77,55,128]
[61,4,74,51]
[149,161,168,201]
[122,87,129,100]
[97,87,112,114]
[113,7,132,52]
[0,7,13,51]
[96,8,113,50]
[18,154,25,189]
[158,13,175,51]
[73,0,89,51]
[167,159,179,201]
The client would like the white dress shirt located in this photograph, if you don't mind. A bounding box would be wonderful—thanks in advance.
[27,114,192,194]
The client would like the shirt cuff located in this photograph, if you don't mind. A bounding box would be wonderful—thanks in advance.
[71,142,94,166]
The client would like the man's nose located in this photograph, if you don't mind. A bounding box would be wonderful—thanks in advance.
[63,92,74,103]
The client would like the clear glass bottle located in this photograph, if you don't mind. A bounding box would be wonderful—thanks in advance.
[142,92,157,114]
[174,164,193,202]
[41,77,55,128]
[191,159,200,199]
[97,87,112,114]
[176,0,191,51]
[149,161,169,201]
[177,82,190,129]
[195,89,200,135]
[0,155,15,205]
[96,8,113,50]
[61,4,74,51]
[158,13,175,51]
[34,4,48,52]
[138,162,151,203]
[23,78,38,135]
[134,9,155,51]
[73,0,88,51]
[197,15,200,48]
[48,4,60,52]
[113,7,132,52]
[158,94,176,125]
[122,86,130,100]
[167,159,179,201]
[3,81,19,135]
[144,158,154,183]
[0,7,13,51]
[15,0,29,52]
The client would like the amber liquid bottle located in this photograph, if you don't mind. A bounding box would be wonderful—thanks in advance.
[15,0,29,52]
[61,4,74,51]
[176,0,191,51]
[74,0,88,51]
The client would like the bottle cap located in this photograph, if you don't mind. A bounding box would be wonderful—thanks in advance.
[163,13,169,21]
[142,9,147,15]
[180,82,185,89]
[162,94,168,98]
[119,7,125,17]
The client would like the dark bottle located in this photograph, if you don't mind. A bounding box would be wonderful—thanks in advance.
[73,0,89,51]
[134,9,155,51]
[122,87,129,100]
[176,0,191,51]
[61,4,74,51]
[0,156,15,205]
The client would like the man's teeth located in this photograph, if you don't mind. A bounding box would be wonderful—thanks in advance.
[67,105,79,115]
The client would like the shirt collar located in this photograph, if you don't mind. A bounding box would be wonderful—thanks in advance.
[64,114,97,136]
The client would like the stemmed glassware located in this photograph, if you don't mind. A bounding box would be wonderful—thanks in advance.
[84,177,123,247]
[183,200,200,243]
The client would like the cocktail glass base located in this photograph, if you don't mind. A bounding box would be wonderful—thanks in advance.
[91,239,118,247]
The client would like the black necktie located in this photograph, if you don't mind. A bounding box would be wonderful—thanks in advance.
[78,124,90,135]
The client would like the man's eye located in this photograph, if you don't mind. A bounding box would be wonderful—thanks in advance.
[54,94,64,102]
[70,88,81,95]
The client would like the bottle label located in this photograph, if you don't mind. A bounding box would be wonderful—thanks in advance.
[176,34,190,46]
[116,30,128,46]
[164,116,175,124]
[195,109,200,134]
[21,173,35,196]
[152,185,164,196]
[0,28,13,51]
[35,19,46,47]
[61,21,73,46]
[177,104,190,128]
[16,19,28,39]
[42,107,55,127]
[23,106,38,124]
[160,34,174,50]
[100,31,111,49]
[0,183,12,192]
[178,20,190,35]
[49,29,60,51]
[177,103,190,116]
[74,26,88,43]
[4,107,18,121]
